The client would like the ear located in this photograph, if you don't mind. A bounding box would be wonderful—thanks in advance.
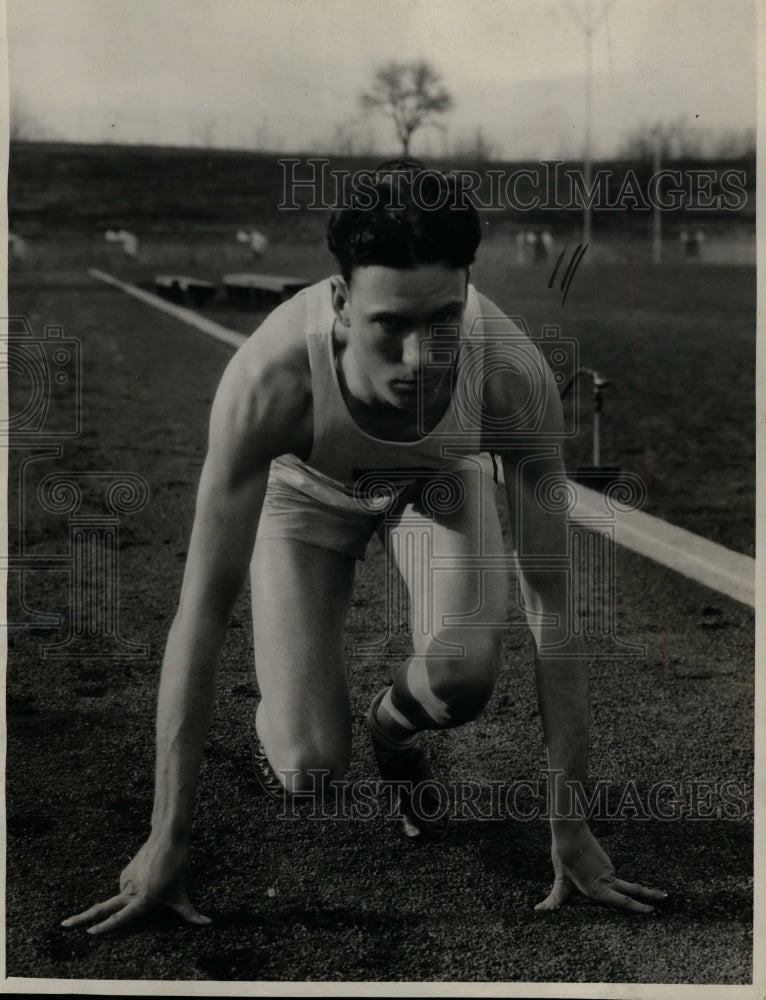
[331,276,352,327]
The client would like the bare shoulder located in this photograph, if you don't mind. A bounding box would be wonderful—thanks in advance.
[232,287,311,393]
[474,291,563,446]
[208,291,313,472]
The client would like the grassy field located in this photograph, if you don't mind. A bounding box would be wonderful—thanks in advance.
[8,141,755,238]
[6,270,754,985]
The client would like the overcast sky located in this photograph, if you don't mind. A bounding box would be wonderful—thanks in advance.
[5,0,757,157]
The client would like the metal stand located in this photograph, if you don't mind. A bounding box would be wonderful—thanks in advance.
[559,366,622,493]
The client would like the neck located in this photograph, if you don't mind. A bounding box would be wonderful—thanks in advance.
[334,336,453,442]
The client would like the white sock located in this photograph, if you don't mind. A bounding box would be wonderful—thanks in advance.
[370,687,419,752]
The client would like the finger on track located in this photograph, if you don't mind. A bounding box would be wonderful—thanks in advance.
[61,894,125,928]
[612,878,668,901]
[592,883,655,915]
[167,898,212,925]
[87,899,150,936]
[534,877,573,911]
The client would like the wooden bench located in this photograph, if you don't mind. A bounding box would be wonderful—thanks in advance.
[155,275,217,307]
[222,272,310,307]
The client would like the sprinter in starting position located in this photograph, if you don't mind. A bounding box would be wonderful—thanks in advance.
[64,161,665,934]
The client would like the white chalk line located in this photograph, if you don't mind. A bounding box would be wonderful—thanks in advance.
[88,268,247,349]
[571,487,754,608]
[89,268,755,608]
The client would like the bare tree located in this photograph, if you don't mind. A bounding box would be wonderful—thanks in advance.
[621,118,756,162]
[710,127,755,159]
[620,116,708,160]
[360,60,453,157]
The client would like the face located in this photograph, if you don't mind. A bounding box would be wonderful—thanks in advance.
[332,263,467,411]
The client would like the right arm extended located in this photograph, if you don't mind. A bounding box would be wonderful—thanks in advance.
[63,338,309,935]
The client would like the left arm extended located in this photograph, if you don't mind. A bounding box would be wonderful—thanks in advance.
[481,299,665,914]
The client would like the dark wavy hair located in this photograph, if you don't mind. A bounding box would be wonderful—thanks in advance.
[326,159,482,283]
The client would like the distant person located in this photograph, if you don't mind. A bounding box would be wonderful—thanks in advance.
[8,230,27,263]
[534,229,548,263]
[105,227,139,259]
[64,160,665,934]
[680,229,703,259]
[515,230,527,265]
[237,227,269,258]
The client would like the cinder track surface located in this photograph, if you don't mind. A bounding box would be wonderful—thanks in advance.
[6,271,755,986]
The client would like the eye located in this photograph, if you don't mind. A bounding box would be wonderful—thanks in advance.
[432,308,462,327]
[376,316,404,334]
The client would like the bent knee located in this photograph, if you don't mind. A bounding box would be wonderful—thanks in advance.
[273,743,350,795]
[426,631,501,723]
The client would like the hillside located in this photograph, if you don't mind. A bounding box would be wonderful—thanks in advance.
[8,141,755,242]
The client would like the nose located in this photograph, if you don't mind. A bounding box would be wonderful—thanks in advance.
[401,330,423,370]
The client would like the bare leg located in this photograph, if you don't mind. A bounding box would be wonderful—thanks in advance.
[250,538,356,794]
[378,464,508,733]
[367,465,508,841]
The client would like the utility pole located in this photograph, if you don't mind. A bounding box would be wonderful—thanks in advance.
[583,0,594,248]
[565,0,611,248]
[652,129,662,264]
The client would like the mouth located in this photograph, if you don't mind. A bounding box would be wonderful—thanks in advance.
[391,377,441,394]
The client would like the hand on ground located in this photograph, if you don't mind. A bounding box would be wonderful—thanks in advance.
[61,837,211,935]
[535,823,667,915]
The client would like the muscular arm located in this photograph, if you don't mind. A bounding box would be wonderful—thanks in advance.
[64,304,312,934]
[500,417,589,820]
[488,338,588,822]
[150,371,274,845]
[480,294,665,914]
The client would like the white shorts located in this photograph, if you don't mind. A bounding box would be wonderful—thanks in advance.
[256,454,496,561]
